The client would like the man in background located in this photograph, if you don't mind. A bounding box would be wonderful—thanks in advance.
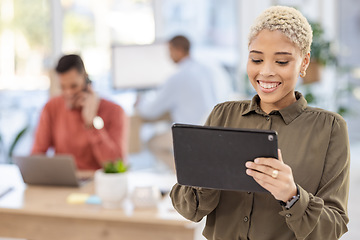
[135,35,228,169]
[136,35,219,125]
[32,54,127,170]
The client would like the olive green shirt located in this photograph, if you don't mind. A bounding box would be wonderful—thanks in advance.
[170,92,350,240]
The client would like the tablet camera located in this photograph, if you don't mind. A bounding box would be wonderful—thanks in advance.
[268,135,274,141]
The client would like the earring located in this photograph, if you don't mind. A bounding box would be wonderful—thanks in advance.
[300,71,306,78]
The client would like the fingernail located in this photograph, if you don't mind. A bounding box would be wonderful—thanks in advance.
[246,169,251,175]
[245,162,251,167]
[254,158,259,164]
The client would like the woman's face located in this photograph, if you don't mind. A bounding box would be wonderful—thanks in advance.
[247,29,309,113]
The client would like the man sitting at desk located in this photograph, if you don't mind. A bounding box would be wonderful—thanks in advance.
[136,35,218,125]
[135,36,224,170]
[32,54,127,170]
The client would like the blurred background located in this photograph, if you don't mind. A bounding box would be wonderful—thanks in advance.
[0,0,359,238]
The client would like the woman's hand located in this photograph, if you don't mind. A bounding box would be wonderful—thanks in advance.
[245,149,297,202]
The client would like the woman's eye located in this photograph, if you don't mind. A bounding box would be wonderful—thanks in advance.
[251,59,263,63]
[276,61,289,65]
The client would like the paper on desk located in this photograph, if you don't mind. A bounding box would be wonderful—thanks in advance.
[86,195,102,205]
[66,193,90,204]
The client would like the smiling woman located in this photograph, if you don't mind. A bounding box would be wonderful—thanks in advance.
[247,29,310,113]
[170,5,350,240]
[246,5,312,114]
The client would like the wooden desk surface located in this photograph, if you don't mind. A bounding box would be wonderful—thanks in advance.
[0,164,202,240]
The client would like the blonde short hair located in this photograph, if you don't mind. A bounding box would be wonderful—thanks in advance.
[248,6,313,56]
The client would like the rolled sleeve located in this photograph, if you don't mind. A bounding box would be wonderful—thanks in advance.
[170,184,220,222]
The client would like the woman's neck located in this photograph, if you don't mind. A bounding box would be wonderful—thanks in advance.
[259,92,297,114]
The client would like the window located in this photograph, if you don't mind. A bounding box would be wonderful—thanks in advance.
[0,0,51,90]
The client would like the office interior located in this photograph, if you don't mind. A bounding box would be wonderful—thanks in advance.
[0,0,359,239]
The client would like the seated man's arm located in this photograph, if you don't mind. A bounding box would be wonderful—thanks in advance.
[86,105,128,164]
[32,104,53,154]
[136,76,177,121]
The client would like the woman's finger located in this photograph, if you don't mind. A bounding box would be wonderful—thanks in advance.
[254,157,284,171]
[245,161,281,179]
[246,168,279,186]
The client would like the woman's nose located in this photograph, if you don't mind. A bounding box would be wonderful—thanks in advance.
[259,63,275,77]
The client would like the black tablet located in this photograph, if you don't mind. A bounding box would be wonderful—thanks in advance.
[172,123,278,192]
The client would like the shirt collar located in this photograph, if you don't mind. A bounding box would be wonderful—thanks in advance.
[178,56,192,67]
[242,91,307,125]
[241,95,260,116]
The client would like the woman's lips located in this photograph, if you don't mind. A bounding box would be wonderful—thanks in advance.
[257,80,281,93]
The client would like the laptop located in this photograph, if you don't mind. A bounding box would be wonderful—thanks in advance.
[13,155,91,187]
[172,123,278,192]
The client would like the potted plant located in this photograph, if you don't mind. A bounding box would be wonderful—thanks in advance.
[302,21,337,84]
[301,21,352,116]
[94,160,128,209]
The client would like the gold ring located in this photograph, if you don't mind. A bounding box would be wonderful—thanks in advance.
[271,170,279,179]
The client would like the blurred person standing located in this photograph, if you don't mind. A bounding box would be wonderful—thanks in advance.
[32,54,127,170]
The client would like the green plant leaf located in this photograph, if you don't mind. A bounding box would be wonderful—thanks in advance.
[309,21,337,66]
[116,161,127,173]
[304,92,316,104]
[103,160,128,173]
[8,125,29,164]
[337,107,348,116]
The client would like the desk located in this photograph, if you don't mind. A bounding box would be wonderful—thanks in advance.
[0,164,203,240]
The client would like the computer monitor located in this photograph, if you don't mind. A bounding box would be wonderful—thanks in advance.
[112,43,177,89]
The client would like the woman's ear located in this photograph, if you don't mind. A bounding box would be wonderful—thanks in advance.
[302,52,311,72]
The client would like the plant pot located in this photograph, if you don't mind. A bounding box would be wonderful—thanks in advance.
[302,61,323,84]
[94,169,128,209]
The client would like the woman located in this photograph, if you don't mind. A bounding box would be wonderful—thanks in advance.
[170,6,349,240]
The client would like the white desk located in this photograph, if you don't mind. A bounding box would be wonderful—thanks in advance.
[0,164,204,240]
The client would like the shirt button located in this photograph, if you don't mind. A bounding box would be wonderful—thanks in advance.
[243,216,249,222]
[285,213,292,218]
[247,192,251,194]
[266,117,270,121]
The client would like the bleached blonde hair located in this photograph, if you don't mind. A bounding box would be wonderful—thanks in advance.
[248,6,313,56]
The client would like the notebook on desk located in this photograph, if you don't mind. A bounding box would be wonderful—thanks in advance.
[13,155,91,187]
[172,123,278,192]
